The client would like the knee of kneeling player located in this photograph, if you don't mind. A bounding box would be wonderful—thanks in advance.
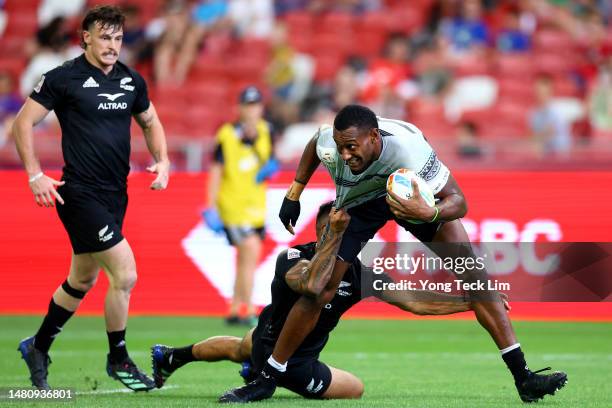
[352,380,365,398]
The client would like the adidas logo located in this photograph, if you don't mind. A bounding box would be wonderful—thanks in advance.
[83,76,99,88]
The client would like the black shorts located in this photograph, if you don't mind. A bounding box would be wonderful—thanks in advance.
[223,225,265,246]
[250,326,332,398]
[338,195,442,262]
[56,183,127,254]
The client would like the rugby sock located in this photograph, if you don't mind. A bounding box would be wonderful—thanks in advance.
[107,330,128,363]
[266,356,287,373]
[34,299,74,353]
[169,345,195,369]
[501,343,530,383]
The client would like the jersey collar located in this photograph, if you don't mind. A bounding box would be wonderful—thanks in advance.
[78,53,119,79]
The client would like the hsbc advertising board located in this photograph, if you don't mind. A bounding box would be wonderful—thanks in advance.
[1,170,611,319]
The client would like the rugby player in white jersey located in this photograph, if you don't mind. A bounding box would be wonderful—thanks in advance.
[220,105,567,403]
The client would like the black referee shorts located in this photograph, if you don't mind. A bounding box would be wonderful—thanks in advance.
[338,195,442,263]
[56,183,127,254]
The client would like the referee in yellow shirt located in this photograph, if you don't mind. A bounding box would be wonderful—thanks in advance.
[204,86,278,325]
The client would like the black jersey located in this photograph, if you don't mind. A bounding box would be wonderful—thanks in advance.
[30,54,150,191]
[254,242,392,361]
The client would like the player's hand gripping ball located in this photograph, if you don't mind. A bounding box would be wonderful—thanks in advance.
[386,168,435,224]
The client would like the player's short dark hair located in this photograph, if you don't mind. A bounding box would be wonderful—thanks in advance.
[80,5,125,49]
[316,201,335,225]
[333,104,378,133]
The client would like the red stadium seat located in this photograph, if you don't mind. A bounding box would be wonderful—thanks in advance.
[310,33,353,60]
[283,11,313,34]
[0,58,27,82]
[320,12,354,33]
[496,53,534,79]
[533,53,574,78]
[4,0,39,12]
[497,77,535,104]
[533,30,574,54]
[452,55,493,77]
[4,12,38,37]
[313,53,344,82]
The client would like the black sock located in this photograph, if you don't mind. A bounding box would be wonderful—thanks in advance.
[169,345,195,369]
[107,329,128,363]
[34,299,74,354]
[502,346,530,384]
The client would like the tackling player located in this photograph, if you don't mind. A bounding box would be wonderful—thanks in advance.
[230,105,567,403]
[152,202,489,401]
[12,6,169,391]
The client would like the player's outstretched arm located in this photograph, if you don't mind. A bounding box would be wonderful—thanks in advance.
[134,102,170,190]
[12,97,65,207]
[377,289,510,315]
[285,208,351,297]
[279,135,321,234]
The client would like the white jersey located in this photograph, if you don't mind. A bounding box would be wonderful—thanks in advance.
[315,117,450,209]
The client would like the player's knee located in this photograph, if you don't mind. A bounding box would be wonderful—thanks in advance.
[70,275,98,293]
[111,269,137,292]
[353,379,364,398]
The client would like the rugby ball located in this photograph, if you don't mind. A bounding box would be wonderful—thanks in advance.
[386,168,435,224]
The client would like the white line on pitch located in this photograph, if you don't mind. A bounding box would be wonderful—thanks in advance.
[76,385,179,395]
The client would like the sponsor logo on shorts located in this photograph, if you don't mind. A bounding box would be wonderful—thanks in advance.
[306,378,324,394]
[99,225,114,242]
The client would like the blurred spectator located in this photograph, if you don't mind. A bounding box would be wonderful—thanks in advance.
[274,0,309,16]
[229,0,274,39]
[456,121,483,158]
[119,3,151,66]
[588,54,612,132]
[20,17,80,97]
[440,0,489,55]
[149,0,191,84]
[204,86,275,326]
[361,33,418,119]
[173,0,231,84]
[38,0,85,27]
[496,8,531,52]
[266,23,314,130]
[0,0,6,38]
[530,74,572,157]
[308,0,381,14]
[0,71,22,147]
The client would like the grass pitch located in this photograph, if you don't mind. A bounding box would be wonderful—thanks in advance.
[0,316,610,407]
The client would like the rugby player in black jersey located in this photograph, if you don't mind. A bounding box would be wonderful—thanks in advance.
[13,6,169,391]
[151,202,502,400]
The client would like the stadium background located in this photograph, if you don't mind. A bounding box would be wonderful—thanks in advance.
[0,0,610,319]
[0,1,611,405]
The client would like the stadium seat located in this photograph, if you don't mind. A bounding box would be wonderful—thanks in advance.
[320,12,354,33]
[496,53,534,79]
[0,58,27,82]
[497,77,535,105]
[4,0,39,13]
[4,12,38,37]
[533,30,574,54]
[312,53,344,82]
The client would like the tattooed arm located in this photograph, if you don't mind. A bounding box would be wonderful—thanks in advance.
[134,102,170,190]
[285,208,350,297]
